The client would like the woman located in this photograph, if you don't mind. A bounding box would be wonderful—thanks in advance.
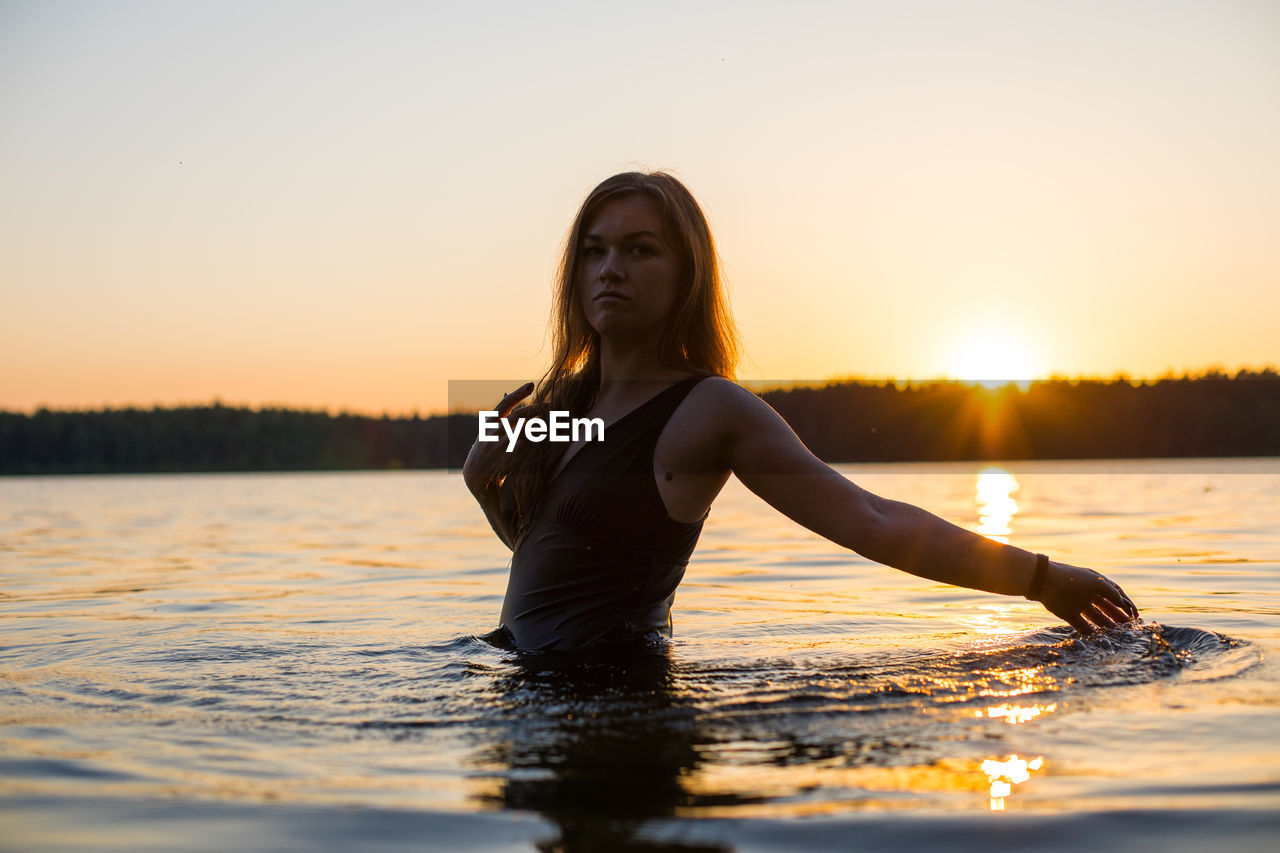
[463,171,1139,652]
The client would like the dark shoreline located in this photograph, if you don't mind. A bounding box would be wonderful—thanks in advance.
[3,374,1277,475]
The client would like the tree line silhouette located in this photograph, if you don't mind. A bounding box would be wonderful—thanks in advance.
[2,371,1276,475]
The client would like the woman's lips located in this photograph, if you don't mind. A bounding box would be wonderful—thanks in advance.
[595,292,630,302]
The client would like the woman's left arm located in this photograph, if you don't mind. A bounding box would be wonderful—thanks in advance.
[705,380,1139,634]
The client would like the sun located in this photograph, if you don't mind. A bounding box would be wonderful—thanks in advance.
[946,326,1044,389]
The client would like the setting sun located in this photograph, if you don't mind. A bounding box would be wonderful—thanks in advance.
[945,326,1045,388]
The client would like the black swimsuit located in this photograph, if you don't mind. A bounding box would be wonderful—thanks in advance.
[491,375,711,651]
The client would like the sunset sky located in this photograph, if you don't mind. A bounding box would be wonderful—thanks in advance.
[2,0,1276,415]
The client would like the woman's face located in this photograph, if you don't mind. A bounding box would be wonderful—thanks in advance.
[576,193,683,344]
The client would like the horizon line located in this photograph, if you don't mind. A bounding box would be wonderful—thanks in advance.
[5,365,1276,419]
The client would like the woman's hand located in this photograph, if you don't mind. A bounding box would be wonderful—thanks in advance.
[1037,560,1141,635]
[462,381,534,495]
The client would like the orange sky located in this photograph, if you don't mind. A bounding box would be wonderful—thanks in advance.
[2,1,1276,415]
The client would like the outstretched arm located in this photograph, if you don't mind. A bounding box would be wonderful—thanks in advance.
[709,381,1138,633]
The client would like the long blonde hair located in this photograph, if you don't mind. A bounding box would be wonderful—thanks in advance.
[499,172,740,543]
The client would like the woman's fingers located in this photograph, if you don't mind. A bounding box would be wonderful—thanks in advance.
[1119,588,1140,619]
[1085,600,1122,630]
[1056,594,1135,637]
[1095,597,1132,626]
[495,382,535,418]
[1101,578,1139,619]
[1064,610,1096,636]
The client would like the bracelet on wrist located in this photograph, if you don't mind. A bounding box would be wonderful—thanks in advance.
[1026,553,1050,602]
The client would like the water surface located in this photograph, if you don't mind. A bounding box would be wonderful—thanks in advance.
[2,460,1278,850]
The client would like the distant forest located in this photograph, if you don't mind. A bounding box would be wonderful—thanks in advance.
[2,371,1277,475]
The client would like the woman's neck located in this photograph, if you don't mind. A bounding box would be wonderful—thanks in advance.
[595,340,686,385]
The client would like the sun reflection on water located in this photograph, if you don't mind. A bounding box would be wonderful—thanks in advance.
[975,702,1058,724]
[973,665,1054,699]
[678,752,1051,816]
[963,602,1024,636]
[982,754,1044,811]
[975,466,1019,542]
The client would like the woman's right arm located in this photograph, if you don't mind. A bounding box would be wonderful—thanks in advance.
[461,382,533,552]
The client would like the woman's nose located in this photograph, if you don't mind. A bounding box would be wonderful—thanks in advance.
[598,249,623,281]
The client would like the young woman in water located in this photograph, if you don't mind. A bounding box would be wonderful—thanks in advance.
[463,171,1140,652]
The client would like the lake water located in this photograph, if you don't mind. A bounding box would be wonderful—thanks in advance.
[1,459,1278,851]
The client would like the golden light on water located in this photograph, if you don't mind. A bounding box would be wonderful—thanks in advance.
[982,754,1045,811]
[976,466,1019,542]
[963,602,1023,636]
[973,665,1055,700]
[678,752,1049,815]
[975,702,1058,725]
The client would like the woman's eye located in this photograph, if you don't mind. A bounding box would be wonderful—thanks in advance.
[631,245,655,256]
[580,246,603,257]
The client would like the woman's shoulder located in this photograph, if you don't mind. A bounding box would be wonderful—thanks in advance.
[662,376,799,473]
[685,374,765,402]
[676,375,778,432]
